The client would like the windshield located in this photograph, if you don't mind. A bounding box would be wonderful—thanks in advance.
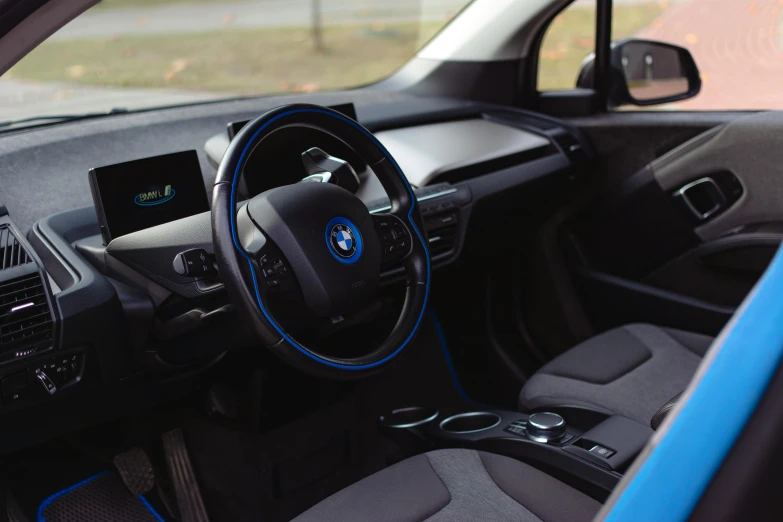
[0,0,470,122]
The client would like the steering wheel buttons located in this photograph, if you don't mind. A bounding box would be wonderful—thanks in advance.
[266,279,281,288]
[391,224,407,239]
[262,258,287,279]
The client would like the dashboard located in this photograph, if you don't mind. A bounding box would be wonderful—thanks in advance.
[0,91,590,452]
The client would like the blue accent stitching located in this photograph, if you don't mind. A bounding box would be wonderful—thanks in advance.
[324,216,363,264]
[604,244,783,522]
[229,108,430,370]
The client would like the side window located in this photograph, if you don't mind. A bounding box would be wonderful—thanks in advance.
[537,0,596,92]
[538,0,669,93]
[612,1,777,110]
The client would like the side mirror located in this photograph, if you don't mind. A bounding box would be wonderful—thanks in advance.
[577,39,701,107]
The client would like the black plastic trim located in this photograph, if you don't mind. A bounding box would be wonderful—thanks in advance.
[574,266,733,335]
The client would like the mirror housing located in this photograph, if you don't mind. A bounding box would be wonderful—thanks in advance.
[577,38,701,108]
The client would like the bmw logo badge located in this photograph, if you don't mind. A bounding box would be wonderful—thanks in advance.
[326,218,363,264]
[329,224,357,257]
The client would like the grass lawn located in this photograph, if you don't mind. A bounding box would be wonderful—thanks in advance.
[538,2,669,91]
[7,22,442,94]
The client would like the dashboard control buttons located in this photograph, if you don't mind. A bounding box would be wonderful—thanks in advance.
[505,419,527,436]
[1,371,28,403]
[588,444,616,459]
[173,249,218,278]
[35,370,57,396]
[0,352,84,407]
[527,412,567,443]
[31,353,84,393]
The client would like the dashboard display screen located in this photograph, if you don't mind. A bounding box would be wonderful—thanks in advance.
[89,150,209,244]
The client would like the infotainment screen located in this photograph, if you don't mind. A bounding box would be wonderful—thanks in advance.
[88,150,209,245]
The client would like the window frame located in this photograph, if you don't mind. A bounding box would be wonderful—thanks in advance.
[522,0,613,117]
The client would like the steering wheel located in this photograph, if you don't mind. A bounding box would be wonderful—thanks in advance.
[212,104,430,379]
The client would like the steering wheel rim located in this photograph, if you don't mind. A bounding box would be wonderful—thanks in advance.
[212,104,430,378]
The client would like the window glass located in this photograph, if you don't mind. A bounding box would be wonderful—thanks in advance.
[614,0,780,110]
[538,0,669,92]
[1,0,471,122]
[538,0,596,92]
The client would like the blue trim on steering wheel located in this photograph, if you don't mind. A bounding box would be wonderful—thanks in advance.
[228,108,431,370]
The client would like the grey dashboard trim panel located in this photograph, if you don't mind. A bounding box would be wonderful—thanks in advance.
[651,111,783,241]
[373,119,551,187]
[105,208,219,298]
[369,187,458,214]
[205,117,555,189]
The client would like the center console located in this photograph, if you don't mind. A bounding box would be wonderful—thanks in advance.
[380,406,653,497]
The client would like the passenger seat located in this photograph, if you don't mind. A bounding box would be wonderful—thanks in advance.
[519,323,713,425]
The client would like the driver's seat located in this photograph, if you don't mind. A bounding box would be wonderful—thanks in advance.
[292,448,600,521]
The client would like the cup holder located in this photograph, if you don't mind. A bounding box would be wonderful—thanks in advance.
[439,412,501,434]
[380,407,439,429]
[379,407,440,462]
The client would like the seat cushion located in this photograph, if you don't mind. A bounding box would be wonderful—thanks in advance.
[519,323,713,424]
[292,449,600,522]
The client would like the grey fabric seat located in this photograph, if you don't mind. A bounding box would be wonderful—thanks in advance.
[519,323,713,425]
[292,448,600,522]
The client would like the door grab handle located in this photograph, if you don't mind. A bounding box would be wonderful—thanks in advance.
[674,177,726,221]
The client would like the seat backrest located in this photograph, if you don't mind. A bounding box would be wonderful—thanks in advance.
[595,245,783,522]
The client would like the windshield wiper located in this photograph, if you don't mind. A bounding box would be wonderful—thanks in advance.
[0,108,129,129]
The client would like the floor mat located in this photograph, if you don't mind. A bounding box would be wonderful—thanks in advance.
[37,471,165,522]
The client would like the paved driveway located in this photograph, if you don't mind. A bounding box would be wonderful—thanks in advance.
[636,0,783,110]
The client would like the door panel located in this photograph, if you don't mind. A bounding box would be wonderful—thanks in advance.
[651,111,783,241]
[567,112,744,184]
[522,111,777,358]
[565,111,783,333]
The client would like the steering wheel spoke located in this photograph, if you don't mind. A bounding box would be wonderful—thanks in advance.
[236,202,305,310]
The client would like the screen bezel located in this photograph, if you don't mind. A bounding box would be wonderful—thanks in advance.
[88,150,208,245]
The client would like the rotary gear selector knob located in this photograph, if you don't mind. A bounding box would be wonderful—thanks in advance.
[526,412,566,443]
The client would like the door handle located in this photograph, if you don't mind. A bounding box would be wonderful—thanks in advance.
[674,177,726,221]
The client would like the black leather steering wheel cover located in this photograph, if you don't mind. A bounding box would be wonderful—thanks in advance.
[212,104,430,378]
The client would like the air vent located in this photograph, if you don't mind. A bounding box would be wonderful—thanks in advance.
[0,226,32,271]
[553,132,588,163]
[428,225,458,258]
[0,273,53,358]
[426,213,459,258]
